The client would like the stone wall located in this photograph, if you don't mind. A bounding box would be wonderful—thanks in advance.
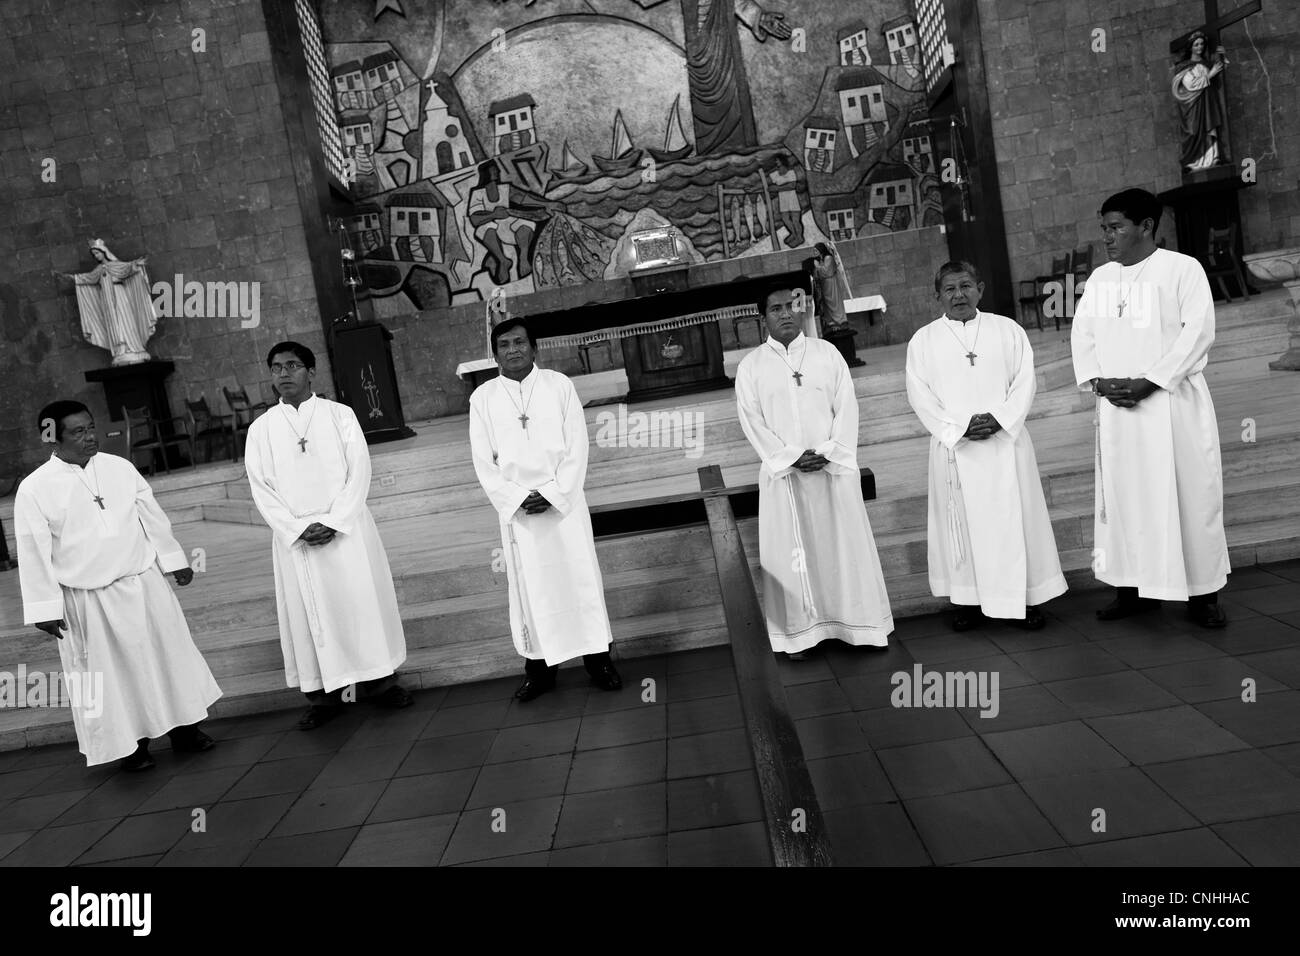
[977,0,1299,298]
[0,0,327,479]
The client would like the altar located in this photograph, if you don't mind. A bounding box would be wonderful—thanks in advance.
[456,262,815,403]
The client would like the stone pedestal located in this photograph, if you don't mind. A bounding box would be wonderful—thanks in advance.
[85,359,184,468]
[85,359,176,422]
[1158,174,1258,300]
[823,325,864,367]
[1243,249,1300,371]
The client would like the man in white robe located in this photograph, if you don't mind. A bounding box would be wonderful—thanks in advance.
[736,285,894,658]
[1071,188,1229,627]
[469,318,622,701]
[15,400,222,770]
[244,342,412,729]
[906,261,1067,631]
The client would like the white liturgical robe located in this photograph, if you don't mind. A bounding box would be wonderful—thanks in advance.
[1072,248,1230,599]
[244,395,407,693]
[736,334,894,652]
[469,367,614,665]
[15,453,222,766]
[906,311,1067,618]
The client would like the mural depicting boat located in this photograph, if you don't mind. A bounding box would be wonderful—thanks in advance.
[549,140,590,182]
[592,110,643,174]
[647,94,692,164]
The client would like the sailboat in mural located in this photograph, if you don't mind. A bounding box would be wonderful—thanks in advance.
[592,109,643,175]
[648,94,692,164]
[549,139,590,182]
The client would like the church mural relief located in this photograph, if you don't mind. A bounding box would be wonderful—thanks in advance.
[319,0,936,317]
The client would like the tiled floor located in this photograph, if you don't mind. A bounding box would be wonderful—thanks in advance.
[2,563,1299,867]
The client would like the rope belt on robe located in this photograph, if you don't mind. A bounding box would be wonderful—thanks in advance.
[507,518,533,655]
[783,475,819,619]
[1093,398,1108,524]
[294,546,325,649]
[944,446,966,567]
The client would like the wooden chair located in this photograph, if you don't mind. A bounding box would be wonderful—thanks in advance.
[1017,278,1043,330]
[185,396,234,464]
[577,334,615,374]
[1071,243,1094,295]
[222,385,270,462]
[1036,253,1071,331]
[733,312,764,346]
[123,406,192,475]
[1205,224,1251,302]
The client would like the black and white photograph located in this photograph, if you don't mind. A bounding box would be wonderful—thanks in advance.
[0,0,1295,934]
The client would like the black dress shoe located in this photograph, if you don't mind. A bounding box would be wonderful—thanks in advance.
[121,746,155,772]
[589,663,623,692]
[297,703,342,730]
[514,675,556,702]
[169,727,216,753]
[1008,606,1047,631]
[374,684,414,708]
[952,606,984,632]
[1096,595,1159,620]
[1188,601,1228,629]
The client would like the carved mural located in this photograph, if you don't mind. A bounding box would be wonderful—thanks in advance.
[319,0,937,316]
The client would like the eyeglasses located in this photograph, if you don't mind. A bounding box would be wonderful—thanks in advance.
[270,362,306,375]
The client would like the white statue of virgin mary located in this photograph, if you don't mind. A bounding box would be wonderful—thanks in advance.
[56,239,158,366]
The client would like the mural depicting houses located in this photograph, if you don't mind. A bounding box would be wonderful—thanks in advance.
[332,61,374,111]
[489,95,538,155]
[387,190,443,263]
[902,121,934,173]
[864,161,915,230]
[803,116,838,173]
[837,22,871,66]
[363,50,405,103]
[824,195,857,242]
[314,2,934,313]
[883,15,920,76]
[837,68,890,157]
[346,204,384,254]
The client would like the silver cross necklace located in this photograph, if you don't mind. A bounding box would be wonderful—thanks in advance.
[767,340,808,386]
[66,456,106,509]
[283,399,317,452]
[1117,256,1154,318]
[502,376,536,431]
[943,314,982,366]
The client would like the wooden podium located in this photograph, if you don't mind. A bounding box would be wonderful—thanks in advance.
[1158,169,1258,300]
[331,324,416,444]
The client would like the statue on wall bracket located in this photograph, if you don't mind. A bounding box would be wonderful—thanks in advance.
[1171,29,1232,174]
[53,239,158,366]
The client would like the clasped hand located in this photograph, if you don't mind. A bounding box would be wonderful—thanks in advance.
[298,522,338,546]
[963,413,1003,441]
[522,491,552,515]
[1093,377,1158,408]
[794,449,829,472]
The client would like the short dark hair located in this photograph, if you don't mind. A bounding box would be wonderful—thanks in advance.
[1100,188,1162,235]
[266,341,316,369]
[490,317,537,353]
[757,283,803,315]
[933,260,983,293]
[38,400,91,442]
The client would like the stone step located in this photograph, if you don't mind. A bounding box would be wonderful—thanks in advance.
[6,509,1298,755]
[1043,434,1300,506]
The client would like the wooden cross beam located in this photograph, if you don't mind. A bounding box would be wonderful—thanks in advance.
[1169,0,1263,54]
